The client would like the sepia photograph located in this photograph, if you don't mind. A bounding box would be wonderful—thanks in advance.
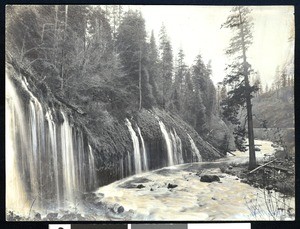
[5,5,295,221]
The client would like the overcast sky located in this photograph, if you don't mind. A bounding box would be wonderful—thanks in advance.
[129,5,294,87]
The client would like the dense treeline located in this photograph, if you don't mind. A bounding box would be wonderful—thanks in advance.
[6,5,218,138]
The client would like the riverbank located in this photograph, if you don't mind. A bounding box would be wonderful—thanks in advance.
[223,152,295,196]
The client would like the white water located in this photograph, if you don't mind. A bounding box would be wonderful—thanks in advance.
[188,134,202,162]
[6,74,30,213]
[60,112,78,205]
[88,145,97,190]
[125,119,142,174]
[170,131,178,164]
[45,110,60,207]
[170,129,184,165]
[127,151,133,176]
[137,126,148,171]
[158,121,174,166]
[96,140,294,221]
[174,129,184,164]
[6,73,98,214]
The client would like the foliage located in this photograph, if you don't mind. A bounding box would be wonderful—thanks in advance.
[6,5,230,151]
[158,24,174,109]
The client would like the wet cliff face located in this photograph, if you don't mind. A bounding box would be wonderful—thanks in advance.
[6,68,222,214]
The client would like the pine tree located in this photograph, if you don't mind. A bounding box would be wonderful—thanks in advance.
[281,70,287,87]
[220,85,227,100]
[192,54,208,134]
[221,6,257,169]
[171,48,187,112]
[147,30,160,105]
[116,10,154,110]
[192,54,216,122]
[265,84,269,93]
[253,73,262,96]
[158,24,173,109]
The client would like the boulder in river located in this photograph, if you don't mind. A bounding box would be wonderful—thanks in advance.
[46,212,58,220]
[83,192,99,202]
[110,203,125,214]
[266,185,273,190]
[167,183,178,189]
[60,213,77,221]
[34,213,41,220]
[136,184,145,189]
[200,175,220,183]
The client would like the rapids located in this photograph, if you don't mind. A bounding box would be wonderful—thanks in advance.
[95,140,294,221]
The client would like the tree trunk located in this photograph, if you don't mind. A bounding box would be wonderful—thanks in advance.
[246,88,256,169]
[162,62,165,109]
[54,5,58,67]
[139,44,142,110]
[239,7,256,170]
[60,5,68,92]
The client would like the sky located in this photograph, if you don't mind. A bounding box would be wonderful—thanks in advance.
[129,5,294,87]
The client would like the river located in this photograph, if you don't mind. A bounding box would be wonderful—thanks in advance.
[94,140,294,221]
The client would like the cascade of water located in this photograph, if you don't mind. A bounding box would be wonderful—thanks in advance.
[125,119,142,173]
[45,110,60,206]
[6,73,101,213]
[28,101,40,200]
[158,121,174,166]
[6,74,30,213]
[137,126,148,171]
[173,129,184,164]
[187,134,202,162]
[170,131,178,164]
[76,131,85,190]
[88,145,97,190]
[36,100,46,205]
[60,111,78,205]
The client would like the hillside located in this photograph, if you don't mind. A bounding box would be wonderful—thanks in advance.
[251,86,294,128]
[249,86,295,153]
[5,5,234,217]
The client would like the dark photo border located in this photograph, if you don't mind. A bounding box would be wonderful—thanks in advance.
[1,0,299,228]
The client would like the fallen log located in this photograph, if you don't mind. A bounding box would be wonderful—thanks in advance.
[249,159,276,174]
[226,151,236,156]
[55,95,86,115]
[264,164,290,172]
[205,141,223,157]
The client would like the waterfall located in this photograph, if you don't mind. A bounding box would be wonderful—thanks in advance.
[188,134,202,162]
[125,119,142,173]
[6,74,30,213]
[88,145,97,190]
[158,121,174,166]
[173,129,184,164]
[60,111,78,205]
[137,126,148,171]
[170,131,178,164]
[45,110,60,207]
[6,73,98,213]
